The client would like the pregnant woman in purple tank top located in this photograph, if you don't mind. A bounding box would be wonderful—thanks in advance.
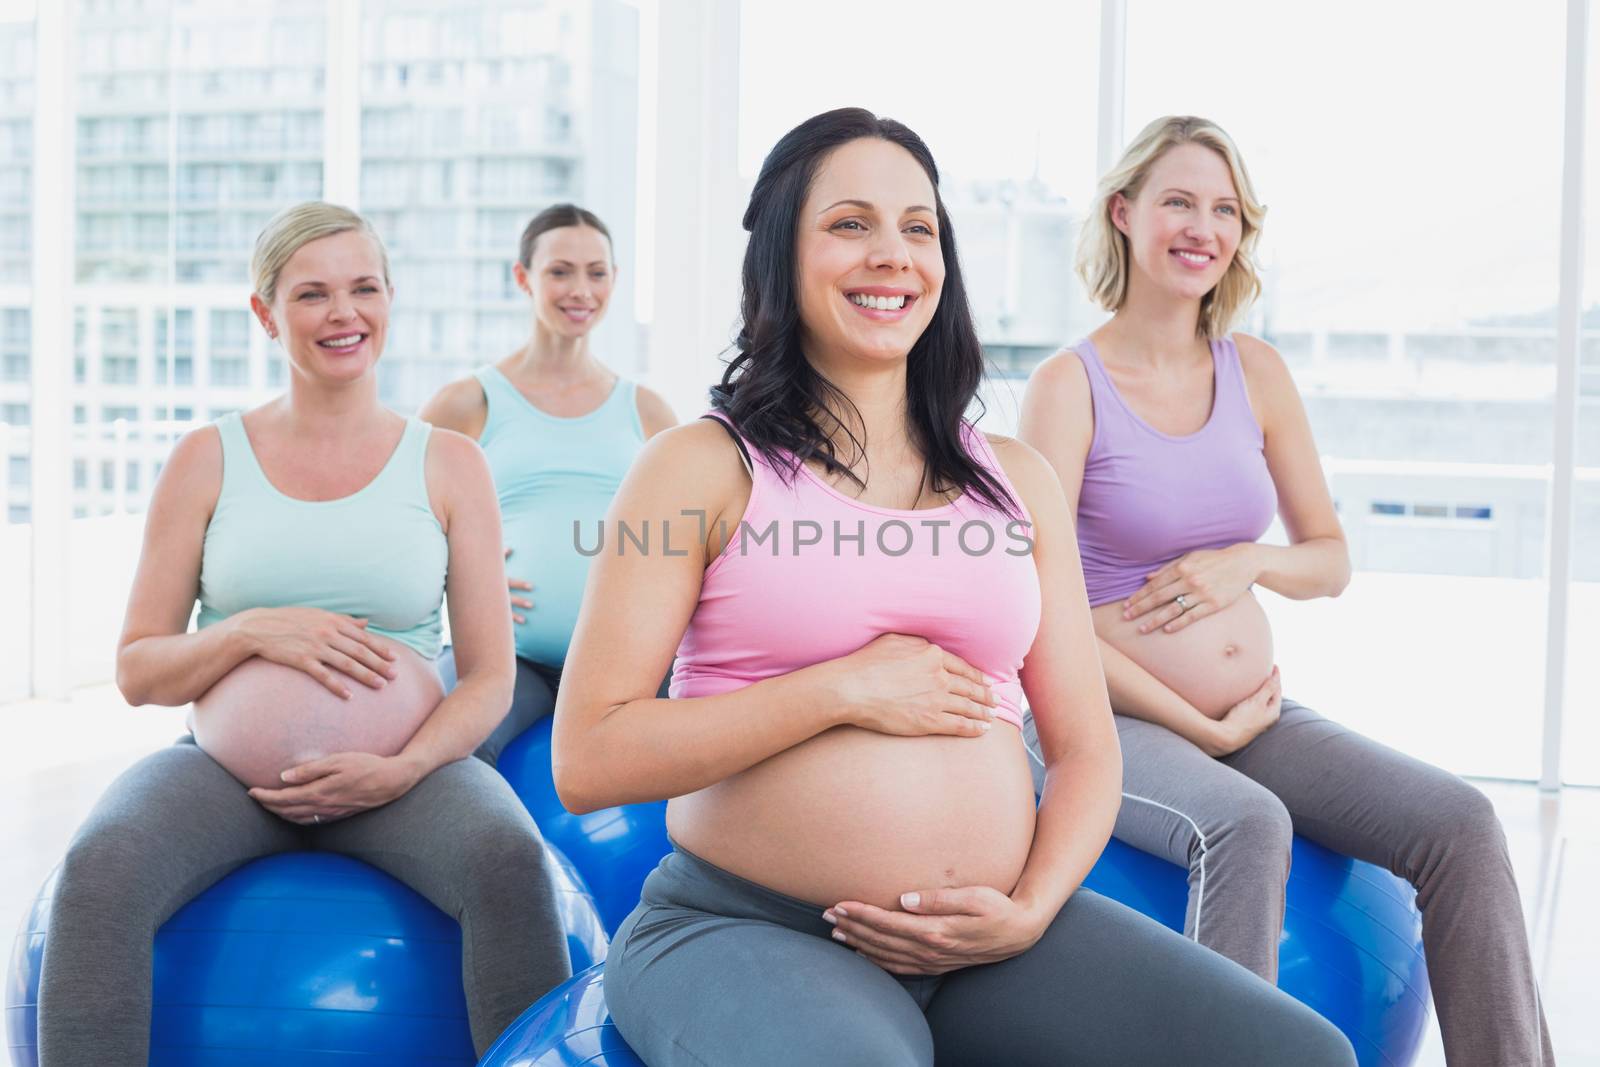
[1019,116,1552,1066]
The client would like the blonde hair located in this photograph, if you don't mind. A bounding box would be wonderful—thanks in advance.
[250,201,391,305]
[1076,116,1266,339]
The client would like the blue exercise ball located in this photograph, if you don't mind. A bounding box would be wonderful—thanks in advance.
[1083,834,1431,1067]
[6,845,606,1066]
[478,964,644,1067]
[499,716,672,933]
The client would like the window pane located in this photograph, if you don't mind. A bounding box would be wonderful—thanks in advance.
[1127,0,1566,780]
[740,1,1103,378]
[72,0,323,531]
[361,0,641,411]
[0,7,32,702]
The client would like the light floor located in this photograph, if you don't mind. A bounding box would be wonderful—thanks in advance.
[2,686,1597,1065]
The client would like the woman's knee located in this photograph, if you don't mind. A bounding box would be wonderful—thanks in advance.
[1422,776,1507,860]
[1210,786,1294,870]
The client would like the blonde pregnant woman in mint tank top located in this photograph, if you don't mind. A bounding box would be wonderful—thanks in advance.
[37,203,573,1063]
[421,204,676,767]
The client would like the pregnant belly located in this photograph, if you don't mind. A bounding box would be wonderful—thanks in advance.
[668,725,1038,909]
[189,643,443,789]
[1093,592,1275,718]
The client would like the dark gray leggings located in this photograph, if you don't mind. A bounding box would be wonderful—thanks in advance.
[1024,699,1554,1067]
[604,844,1356,1067]
[37,737,571,1062]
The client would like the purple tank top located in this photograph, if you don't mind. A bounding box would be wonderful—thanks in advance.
[1073,335,1278,607]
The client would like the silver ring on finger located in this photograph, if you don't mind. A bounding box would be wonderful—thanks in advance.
[1174,593,1191,612]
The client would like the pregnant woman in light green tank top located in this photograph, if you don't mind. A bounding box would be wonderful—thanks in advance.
[421,204,676,764]
[36,203,573,1061]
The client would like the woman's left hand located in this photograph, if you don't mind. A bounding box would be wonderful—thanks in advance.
[823,887,1048,976]
[1123,543,1262,634]
[248,752,424,825]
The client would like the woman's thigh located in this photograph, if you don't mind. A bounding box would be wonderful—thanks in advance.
[606,900,934,1067]
[1114,714,1292,867]
[1222,700,1497,876]
[52,738,301,923]
[924,889,1355,1067]
[313,755,551,907]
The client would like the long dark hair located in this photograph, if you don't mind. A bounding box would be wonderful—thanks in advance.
[710,108,1016,517]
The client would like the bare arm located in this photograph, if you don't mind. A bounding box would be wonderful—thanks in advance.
[999,438,1122,921]
[635,384,679,439]
[387,429,517,781]
[418,375,489,441]
[115,426,255,705]
[553,423,856,813]
[552,421,995,814]
[1234,333,1350,600]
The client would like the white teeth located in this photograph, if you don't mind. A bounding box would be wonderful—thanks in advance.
[849,293,907,310]
[1174,251,1210,264]
[321,334,363,348]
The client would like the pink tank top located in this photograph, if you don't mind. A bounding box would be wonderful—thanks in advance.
[669,416,1042,730]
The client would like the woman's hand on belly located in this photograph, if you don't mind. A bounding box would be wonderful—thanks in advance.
[232,606,399,697]
[1207,664,1283,757]
[822,885,1048,976]
[1122,543,1263,635]
[819,633,999,738]
[247,750,424,825]
[1093,593,1275,719]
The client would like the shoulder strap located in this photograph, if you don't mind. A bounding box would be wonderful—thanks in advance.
[213,410,266,496]
[699,411,754,476]
[1209,335,1257,430]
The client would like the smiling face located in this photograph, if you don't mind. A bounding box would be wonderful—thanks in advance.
[515,224,614,340]
[1113,141,1243,304]
[794,137,944,367]
[251,229,391,385]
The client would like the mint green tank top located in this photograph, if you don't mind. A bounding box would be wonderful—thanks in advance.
[196,412,448,660]
[474,366,644,667]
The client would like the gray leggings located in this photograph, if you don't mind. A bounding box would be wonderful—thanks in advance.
[1025,699,1554,1067]
[603,843,1355,1067]
[37,736,571,1062]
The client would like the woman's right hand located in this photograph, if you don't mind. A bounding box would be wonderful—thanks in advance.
[824,634,998,738]
[231,607,398,698]
[1205,665,1282,757]
[505,546,534,624]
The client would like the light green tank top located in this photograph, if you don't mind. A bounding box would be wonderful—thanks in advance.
[196,412,448,660]
[474,366,644,667]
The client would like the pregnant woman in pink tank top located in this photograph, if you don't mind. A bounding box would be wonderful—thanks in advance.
[1020,116,1552,1066]
[548,109,1355,1066]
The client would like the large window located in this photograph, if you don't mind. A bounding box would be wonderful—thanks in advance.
[360,0,640,411]
[5,0,1597,789]
[1126,1,1567,781]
